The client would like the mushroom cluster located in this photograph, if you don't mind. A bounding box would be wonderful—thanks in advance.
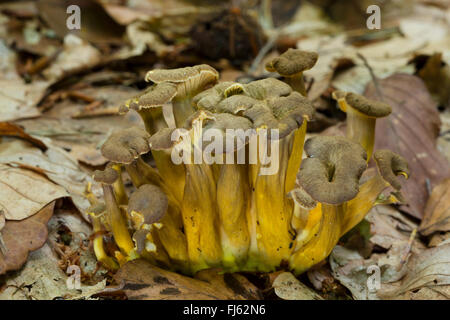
[87,49,409,275]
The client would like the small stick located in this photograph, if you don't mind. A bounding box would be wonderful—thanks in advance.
[357,53,383,100]
[397,228,417,271]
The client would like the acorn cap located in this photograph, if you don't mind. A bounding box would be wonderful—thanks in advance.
[145,64,219,98]
[333,91,392,118]
[127,184,168,227]
[297,136,368,205]
[373,150,409,190]
[101,127,151,164]
[265,49,318,77]
[93,167,119,185]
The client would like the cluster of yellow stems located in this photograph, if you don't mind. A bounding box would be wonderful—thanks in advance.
[87,49,409,275]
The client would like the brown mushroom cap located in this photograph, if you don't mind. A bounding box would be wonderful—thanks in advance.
[132,229,150,254]
[101,127,150,164]
[145,64,219,98]
[297,136,368,205]
[127,184,168,226]
[334,91,392,118]
[373,150,409,190]
[192,79,315,139]
[289,186,317,209]
[265,49,318,77]
[94,167,118,185]
[133,82,177,111]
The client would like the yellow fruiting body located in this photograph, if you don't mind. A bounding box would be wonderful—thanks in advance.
[89,52,409,275]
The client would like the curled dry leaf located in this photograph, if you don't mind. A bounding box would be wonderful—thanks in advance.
[272,272,323,300]
[419,178,450,236]
[0,164,67,221]
[364,74,450,219]
[0,202,54,275]
[114,259,257,300]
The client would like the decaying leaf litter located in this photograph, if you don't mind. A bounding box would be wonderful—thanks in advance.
[0,0,450,300]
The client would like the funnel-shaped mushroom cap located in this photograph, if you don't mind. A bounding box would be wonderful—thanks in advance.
[145,64,219,98]
[133,82,177,111]
[297,136,367,205]
[373,150,410,190]
[101,127,150,164]
[265,49,318,76]
[333,91,392,118]
[132,229,150,254]
[192,79,315,139]
[127,184,168,227]
[94,167,119,185]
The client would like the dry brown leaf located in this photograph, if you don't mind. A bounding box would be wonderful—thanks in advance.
[0,122,47,150]
[194,268,262,300]
[419,178,450,236]
[0,138,98,218]
[0,164,67,220]
[365,74,450,219]
[378,244,450,299]
[114,259,256,300]
[0,202,54,275]
[272,272,323,300]
[0,79,47,122]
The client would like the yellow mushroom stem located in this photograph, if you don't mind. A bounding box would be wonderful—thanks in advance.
[151,149,185,205]
[290,203,345,275]
[102,184,135,257]
[172,98,195,128]
[137,107,167,135]
[285,74,307,96]
[109,164,128,205]
[182,162,222,273]
[285,122,307,194]
[253,134,293,269]
[343,103,376,161]
[341,174,401,235]
[90,214,119,270]
[216,163,250,269]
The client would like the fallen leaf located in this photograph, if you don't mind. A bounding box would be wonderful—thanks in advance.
[0,164,67,220]
[419,178,450,236]
[365,74,450,219]
[0,122,47,150]
[0,242,106,300]
[0,202,54,275]
[378,244,450,299]
[42,34,102,83]
[194,268,262,300]
[0,138,99,218]
[0,79,47,122]
[272,272,322,300]
[114,259,253,300]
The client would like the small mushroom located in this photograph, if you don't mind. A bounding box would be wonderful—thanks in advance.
[127,184,168,229]
[265,48,318,96]
[342,150,409,235]
[145,64,219,127]
[290,136,367,274]
[94,168,134,258]
[124,82,177,134]
[101,127,160,188]
[86,202,119,270]
[332,91,391,161]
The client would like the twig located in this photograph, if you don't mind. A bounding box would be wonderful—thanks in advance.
[397,228,417,271]
[249,31,280,75]
[357,53,383,99]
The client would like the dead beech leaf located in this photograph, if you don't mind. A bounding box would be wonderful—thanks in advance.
[272,272,323,300]
[378,244,450,299]
[365,74,450,219]
[419,178,450,236]
[0,202,54,275]
[0,122,47,150]
[194,268,262,300]
[0,138,99,218]
[114,259,251,300]
[0,164,67,221]
[0,79,47,122]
